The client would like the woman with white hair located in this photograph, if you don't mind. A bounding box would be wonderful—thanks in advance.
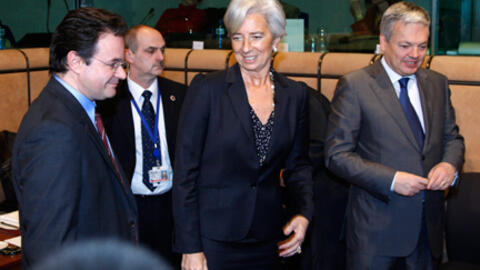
[173,0,313,269]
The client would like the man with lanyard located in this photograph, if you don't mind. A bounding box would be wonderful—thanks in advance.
[98,25,187,267]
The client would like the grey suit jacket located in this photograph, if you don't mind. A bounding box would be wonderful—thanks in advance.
[325,60,464,258]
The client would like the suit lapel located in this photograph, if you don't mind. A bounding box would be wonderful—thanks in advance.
[264,71,288,164]
[226,64,255,143]
[85,104,134,200]
[416,69,432,152]
[116,81,136,168]
[158,78,177,162]
[85,120,131,193]
[48,79,116,170]
[50,78,136,207]
[367,61,421,152]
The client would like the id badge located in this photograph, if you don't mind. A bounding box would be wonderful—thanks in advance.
[148,165,169,186]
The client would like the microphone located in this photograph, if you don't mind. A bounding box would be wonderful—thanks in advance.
[46,0,52,32]
[140,8,155,24]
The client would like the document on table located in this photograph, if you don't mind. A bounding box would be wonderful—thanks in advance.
[0,211,19,229]
[4,236,21,247]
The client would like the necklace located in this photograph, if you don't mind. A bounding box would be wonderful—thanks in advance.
[269,70,275,107]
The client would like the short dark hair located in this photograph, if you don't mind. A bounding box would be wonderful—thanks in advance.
[50,7,127,73]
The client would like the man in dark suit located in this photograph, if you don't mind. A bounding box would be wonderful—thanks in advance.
[307,89,349,270]
[11,8,138,269]
[325,2,464,269]
[98,25,186,267]
[288,89,349,270]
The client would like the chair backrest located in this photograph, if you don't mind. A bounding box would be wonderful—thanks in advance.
[186,49,232,85]
[0,48,50,132]
[319,52,374,100]
[272,51,323,90]
[162,48,191,85]
[0,130,18,212]
[429,56,480,173]
[445,172,480,264]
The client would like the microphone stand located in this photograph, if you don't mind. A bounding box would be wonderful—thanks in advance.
[140,8,155,24]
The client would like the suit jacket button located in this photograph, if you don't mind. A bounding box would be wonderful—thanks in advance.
[251,183,256,189]
[129,221,136,228]
[422,155,426,161]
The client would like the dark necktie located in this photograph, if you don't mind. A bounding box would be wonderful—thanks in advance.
[95,112,126,188]
[141,90,158,191]
[398,77,425,150]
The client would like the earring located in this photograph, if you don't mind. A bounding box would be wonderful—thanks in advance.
[273,46,277,52]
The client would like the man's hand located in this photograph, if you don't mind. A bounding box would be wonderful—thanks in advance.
[182,252,208,270]
[427,162,456,190]
[278,215,309,257]
[393,171,428,196]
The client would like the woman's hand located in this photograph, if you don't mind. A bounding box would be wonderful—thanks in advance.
[277,215,309,257]
[181,252,208,270]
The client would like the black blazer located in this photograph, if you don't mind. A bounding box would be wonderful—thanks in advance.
[12,78,138,269]
[98,77,187,181]
[173,64,314,253]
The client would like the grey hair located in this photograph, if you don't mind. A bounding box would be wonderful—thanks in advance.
[380,1,430,41]
[223,0,286,39]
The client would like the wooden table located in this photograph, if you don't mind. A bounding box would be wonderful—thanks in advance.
[0,228,21,270]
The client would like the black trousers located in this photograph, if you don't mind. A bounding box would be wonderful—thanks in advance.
[135,191,180,269]
[201,237,282,270]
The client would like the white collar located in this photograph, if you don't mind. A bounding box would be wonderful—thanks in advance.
[380,57,416,84]
[127,75,159,104]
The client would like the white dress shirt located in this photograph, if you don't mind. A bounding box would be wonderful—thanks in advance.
[381,58,426,190]
[128,76,173,195]
[381,58,458,190]
[381,57,425,132]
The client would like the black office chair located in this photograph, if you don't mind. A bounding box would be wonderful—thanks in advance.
[0,130,17,213]
[441,172,480,270]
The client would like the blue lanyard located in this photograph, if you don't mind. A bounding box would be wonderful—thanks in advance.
[131,90,161,160]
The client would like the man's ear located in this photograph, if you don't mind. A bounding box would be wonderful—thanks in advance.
[66,50,83,74]
[125,48,134,64]
[379,34,387,53]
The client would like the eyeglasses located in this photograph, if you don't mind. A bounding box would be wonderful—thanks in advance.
[91,56,128,71]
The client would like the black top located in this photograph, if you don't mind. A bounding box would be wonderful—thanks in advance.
[249,106,275,166]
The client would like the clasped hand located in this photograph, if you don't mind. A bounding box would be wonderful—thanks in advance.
[394,162,456,196]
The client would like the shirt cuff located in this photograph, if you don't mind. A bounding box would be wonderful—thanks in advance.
[451,171,459,186]
[391,171,398,192]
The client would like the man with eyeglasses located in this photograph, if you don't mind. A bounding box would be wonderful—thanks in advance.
[97,25,186,268]
[12,8,138,269]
